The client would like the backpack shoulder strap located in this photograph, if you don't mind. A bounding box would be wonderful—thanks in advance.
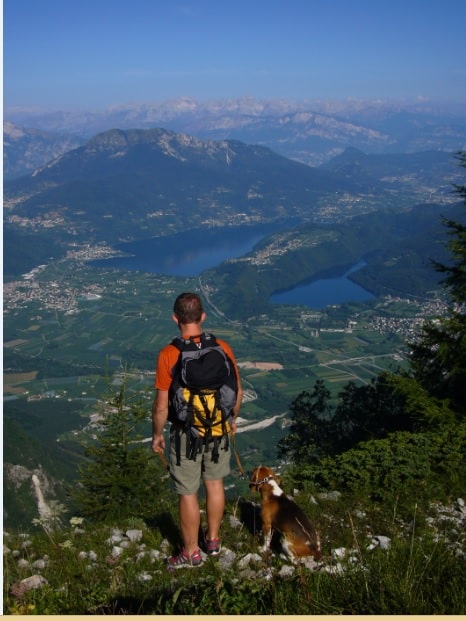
[201,332,218,347]
[171,333,218,351]
[171,335,198,351]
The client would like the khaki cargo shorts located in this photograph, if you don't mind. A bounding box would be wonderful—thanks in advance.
[169,428,231,495]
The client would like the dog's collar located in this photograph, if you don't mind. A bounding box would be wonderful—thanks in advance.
[249,474,274,487]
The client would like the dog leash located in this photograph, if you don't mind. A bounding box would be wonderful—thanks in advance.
[231,434,247,479]
[156,450,169,470]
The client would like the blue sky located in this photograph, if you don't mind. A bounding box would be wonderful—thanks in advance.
[4,0,466,109]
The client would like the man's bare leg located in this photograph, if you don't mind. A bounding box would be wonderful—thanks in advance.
[204,478,225,540]
[179,493,201,555]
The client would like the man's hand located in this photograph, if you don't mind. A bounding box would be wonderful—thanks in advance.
[152,434,166,454]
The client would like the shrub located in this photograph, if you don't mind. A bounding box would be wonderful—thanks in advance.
[299,424,466,513]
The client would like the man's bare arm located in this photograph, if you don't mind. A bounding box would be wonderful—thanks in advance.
[151,390,169,453]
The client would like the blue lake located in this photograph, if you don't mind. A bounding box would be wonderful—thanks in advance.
[92,222,286,277]
[92,223,375,309]
[269,261,375,309]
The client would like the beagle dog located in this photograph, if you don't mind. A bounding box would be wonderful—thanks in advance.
[249,465,322,561]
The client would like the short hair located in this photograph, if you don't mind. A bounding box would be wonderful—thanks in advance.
[173,292,204,324]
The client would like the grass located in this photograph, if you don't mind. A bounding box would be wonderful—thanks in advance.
[3,491,465,615]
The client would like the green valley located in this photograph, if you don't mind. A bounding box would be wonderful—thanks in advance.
[3,130,463,526]
[3,234,450,526]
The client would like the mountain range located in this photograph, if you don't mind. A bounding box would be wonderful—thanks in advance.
[4,97,466,179]
[4,125,461,281]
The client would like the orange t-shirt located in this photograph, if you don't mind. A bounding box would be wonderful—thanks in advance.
[154,335,239,391]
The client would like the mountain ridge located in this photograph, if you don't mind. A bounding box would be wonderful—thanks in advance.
[5,97,466,178]
[4,128,369,250]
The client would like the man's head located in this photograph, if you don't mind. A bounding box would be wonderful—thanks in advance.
[173,292,205,325]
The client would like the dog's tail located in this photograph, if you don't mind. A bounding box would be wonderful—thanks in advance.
[310,531,322,560]
[299,517,322,560]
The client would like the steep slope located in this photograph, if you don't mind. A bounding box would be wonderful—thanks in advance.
[3,121,83,180]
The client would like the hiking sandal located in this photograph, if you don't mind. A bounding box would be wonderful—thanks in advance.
[167,548,203,570]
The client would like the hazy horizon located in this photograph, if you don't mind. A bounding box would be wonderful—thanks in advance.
[4,0,466,110]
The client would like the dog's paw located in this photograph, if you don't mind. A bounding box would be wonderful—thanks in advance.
[260,546,273,560]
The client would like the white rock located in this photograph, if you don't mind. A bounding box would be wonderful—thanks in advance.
[126,529,143,543]
[160,539,170,553]
[149,549,164,561]
[300,557,323,570]
[331,547,347,559]
[324,562,345,575]
[111,546,123,558]
[106,534,123,545]
[21,574,49,590]
[317,491,341,501]
[217,548,236,570]
[238,552,262,568]
[371,536,391,550]
[258,567,274,581]
[229,515,242,528]
[111,528,124,536]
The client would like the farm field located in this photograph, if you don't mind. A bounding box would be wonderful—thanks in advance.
[3,259,423,466]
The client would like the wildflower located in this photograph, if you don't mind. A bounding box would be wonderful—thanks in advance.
[70,516,85,527]
[8,603,37,615]
[59,540,73,550]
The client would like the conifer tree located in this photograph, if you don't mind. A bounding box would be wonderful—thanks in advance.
[277,379,333,465]
[71,375,170,522]
[408,152,466,417]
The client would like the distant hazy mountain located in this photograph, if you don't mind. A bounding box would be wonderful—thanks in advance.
[3,121,84,180]
[5,98,466,172]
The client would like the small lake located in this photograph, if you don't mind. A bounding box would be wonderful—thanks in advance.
[92,223,375,309]
[269,261,375,310]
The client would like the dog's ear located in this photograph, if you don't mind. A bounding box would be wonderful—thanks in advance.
[248,468,258,490]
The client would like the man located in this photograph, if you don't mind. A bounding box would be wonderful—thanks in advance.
[152,292,243,569]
